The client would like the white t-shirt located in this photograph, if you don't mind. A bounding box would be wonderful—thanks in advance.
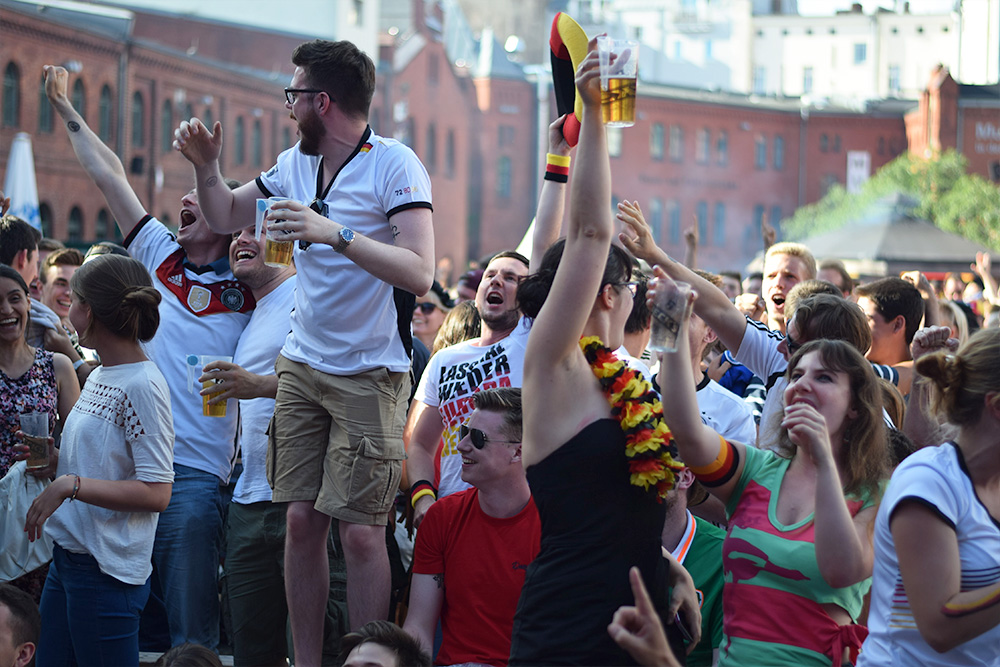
[232,276,296,505]
[45,362,175,585]
[734,318,787,449]
[859,443,1000,667]
[126,217,252,481]
[414,320,529,498]
[695,373,757,445]
[256,128,433,375]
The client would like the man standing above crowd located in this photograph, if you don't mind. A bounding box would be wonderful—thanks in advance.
[404,388,540,666]
[45,64,254,650]
[173,39,434,664]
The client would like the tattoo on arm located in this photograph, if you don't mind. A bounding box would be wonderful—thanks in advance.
[391,224,400,240]
[205,176,218,187]
[433,573,444,589]
[67,121,80,133]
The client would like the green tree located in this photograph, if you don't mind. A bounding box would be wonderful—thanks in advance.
[785,150,1000,251]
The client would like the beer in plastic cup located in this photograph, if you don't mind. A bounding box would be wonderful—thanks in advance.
[192,355,232,417]
[255,197,294,267]
[598,37,639,128]
[19,412,49,471]
[648,281,692,353]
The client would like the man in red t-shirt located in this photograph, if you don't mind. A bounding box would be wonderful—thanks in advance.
[403,388,540,666]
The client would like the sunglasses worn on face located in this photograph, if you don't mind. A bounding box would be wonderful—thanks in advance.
[416,302,438,315]
[459,423,521,450]
[784,332,804,356]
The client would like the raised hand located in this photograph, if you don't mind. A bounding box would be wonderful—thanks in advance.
[608,567,682,667]
[617,200,662,265]
[173,118,224,167]
[910,325,959,362]
[42,65,72,112]
[781,403,833,466]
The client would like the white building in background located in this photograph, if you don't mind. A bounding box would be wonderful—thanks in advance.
[91,0,382,57]
[753,0,999,101]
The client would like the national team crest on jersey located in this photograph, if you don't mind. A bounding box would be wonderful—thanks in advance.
[156,249,256,317]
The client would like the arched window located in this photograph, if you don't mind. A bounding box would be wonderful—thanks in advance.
[282,127,292,151]
[68,206,84,243]
[96,209,111,240]
[203,107,213,130]
[38,203,53,238]
[161,100,173,154]
[99,84,114,142]
[234,116,245,165]
[71,78,86,120]
[445,129,455,178]
[183,104,193,123]
[132,91,145,147]
[2,62,20,127]
[38,76,53,133]
[425,123,437,172]
[252,119,262,166]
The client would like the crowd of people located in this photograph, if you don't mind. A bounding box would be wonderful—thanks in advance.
[0,30,998,667]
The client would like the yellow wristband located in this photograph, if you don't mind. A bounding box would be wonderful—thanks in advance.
[546,153,571,167]
[410,488,436,508]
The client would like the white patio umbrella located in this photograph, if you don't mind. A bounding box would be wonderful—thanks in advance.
[3,132,41,230]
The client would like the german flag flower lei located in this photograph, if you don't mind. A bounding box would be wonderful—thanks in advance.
[580,335,684,501]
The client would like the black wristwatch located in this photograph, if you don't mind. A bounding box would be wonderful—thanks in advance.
[333,227,355,253]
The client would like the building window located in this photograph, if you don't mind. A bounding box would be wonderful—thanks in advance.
[38,76,53,133]
[160,100,172,154]
[713,202,726,246]
[773,135,785,170]
[696,201,709,244]
[38,203,52,238]
[667,200,681,244]
[497,156,511,198]
[131,92,145,147]
[669,125,683,162]
[770,206,782,230]
[234,116,245,165]
[877,136,886,156]
[651,123,665,160]
[498,125,515,147]
[96,208,111,240]
[752,66,766,95]
[649,198,663,245]
[68,206,83,243]
[252,119,263,166]
[854,43,867,64]
[3,62,20,127]
[748,204,765,243]
[888,65,900,95]
[803,67,813,94]
[282,127,292,150]
[203,107,213,130]
[608,127,622,157]
[72,79,86,120]
[98,85,114,142]
[833,135,841,153]
[754,135,766,170]
[821,173,838,195]
[820,133,828,152]
[349,0,363,25]
[695,128,710,164]
[426,123,437,173]
[445,129,455,178]
[428,53,439,86]
[717,131,728,166]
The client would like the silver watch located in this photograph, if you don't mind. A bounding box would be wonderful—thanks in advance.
[334,227,355,253]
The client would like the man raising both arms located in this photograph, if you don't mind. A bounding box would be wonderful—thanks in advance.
[174,39,434,665]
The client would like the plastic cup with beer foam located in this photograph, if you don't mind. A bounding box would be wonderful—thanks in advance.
[648,281,693,354]
[597,36,639,128]
[19,412,50,471]
[187,354,233,417]
[255,197,295,267]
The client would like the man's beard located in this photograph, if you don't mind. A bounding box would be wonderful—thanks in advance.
[479,307,520,333]
[296,108,325,156]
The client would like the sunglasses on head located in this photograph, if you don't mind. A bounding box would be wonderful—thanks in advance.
[459,423,521,450]
[416,302,438,315]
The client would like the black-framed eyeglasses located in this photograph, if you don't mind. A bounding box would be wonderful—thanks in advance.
[416,302,438,315]
[284,88,325,104]
[784,331,804,356]
[459,423,521,450]
[613,281,639,297]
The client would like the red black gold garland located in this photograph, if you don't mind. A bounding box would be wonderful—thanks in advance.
[580,335,684,501]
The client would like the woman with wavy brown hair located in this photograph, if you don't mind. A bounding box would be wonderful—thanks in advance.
[860,326,1000,666]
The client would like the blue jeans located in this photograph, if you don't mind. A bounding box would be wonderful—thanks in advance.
[143,463,224,649]
[37,544,151,667]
